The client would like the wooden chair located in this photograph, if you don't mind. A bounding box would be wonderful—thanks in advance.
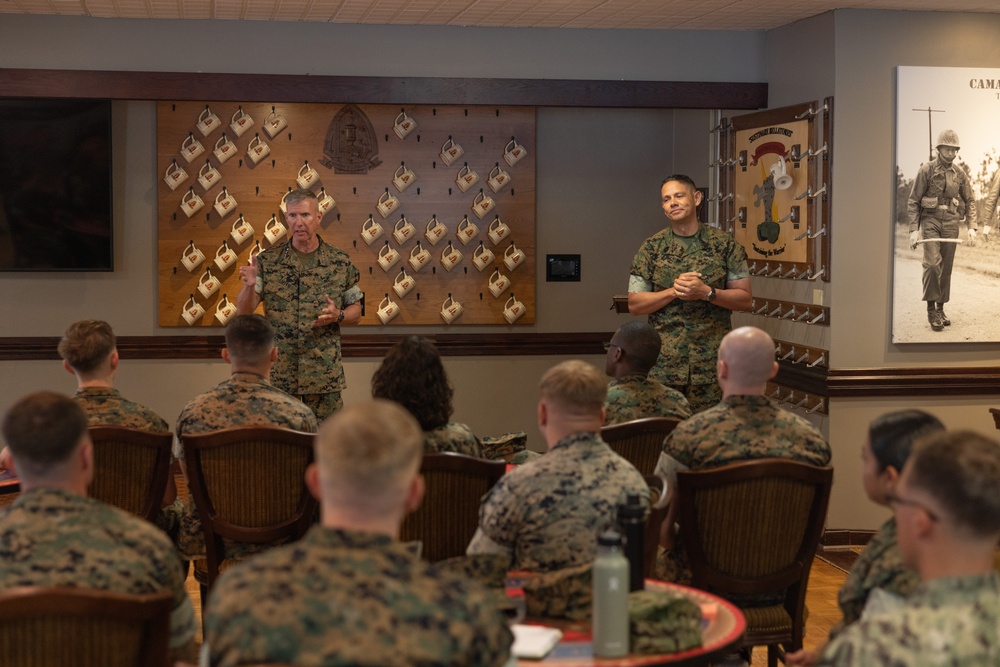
[399,452,506,562]
[181,427,318,593]
[600,417,681,476]
[0,586,172,667]
[675,458,833,667]
[87,426,173,522]
[643,475,670,580]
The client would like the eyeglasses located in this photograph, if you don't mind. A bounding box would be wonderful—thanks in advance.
[603,342,620,352]
[885,492,939,522]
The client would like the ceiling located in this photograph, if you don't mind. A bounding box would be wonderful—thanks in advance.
[0,0,996,30]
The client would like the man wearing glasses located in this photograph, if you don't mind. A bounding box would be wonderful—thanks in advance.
[818,430,1000,666]
[603,321,691,425]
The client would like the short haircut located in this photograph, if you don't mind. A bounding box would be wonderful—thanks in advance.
[57,320,116,374]
[314,399,423,516]
[2,391,88,479]
[718,326,775,386]
[907,430,1000,538]
[283,188,318,209]
[224,314,275,366]
[868,410,944,472]
[660,174,698,191]
[539,360,607,417]
[371,336,452,431]
[616,321,661,374]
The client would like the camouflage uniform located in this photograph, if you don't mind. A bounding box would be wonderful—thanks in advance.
[818,572,1000,666]
[203,525,513,667]
[172,371,318,560]
[829,517,919,639]
[74,386,169,432]
[0,488,196,656]
[468,431,649,572]
[630,224,749,412]
[654,395,830,584]
[604,374,692,425]
[424,422,483,458]
[906,156,978,305]
[256,235,362,419]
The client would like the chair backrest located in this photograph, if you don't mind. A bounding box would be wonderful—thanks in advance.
[88,426,173,522]
[675,458,832,626]
[181,427,318,587]
[600,417,681,476]
[643,475,669,579]
[399,452,506,562]
[0,586,172,667]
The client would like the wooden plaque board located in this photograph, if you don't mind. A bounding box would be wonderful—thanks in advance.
[157,102,536,327]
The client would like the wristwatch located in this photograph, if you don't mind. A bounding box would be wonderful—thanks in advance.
[337,310,345,323]
[706,287,717,302]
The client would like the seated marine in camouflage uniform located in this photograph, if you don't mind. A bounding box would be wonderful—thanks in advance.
[467,360,649,573]
[603,320,691,425]
[815,430,1000,666]
[654,326,830,584]
[173,314,318,560]
[202,399,513,667]
[0,392,197,664]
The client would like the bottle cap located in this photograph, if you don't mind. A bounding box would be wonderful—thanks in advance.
[617,493,645,521]
[597,530,623,547]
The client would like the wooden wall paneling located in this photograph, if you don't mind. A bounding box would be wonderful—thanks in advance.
[158,102,536,326]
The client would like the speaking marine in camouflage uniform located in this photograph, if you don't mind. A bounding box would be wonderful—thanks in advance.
[906,130,978,332]
[0,392,197,664]
[467,360,649,573]
[202,399,513,667]
[604,320,691,425]
[816,430,1000,666]
[628,174,751,412]
[238,188,361,421]
[654,326,830,583]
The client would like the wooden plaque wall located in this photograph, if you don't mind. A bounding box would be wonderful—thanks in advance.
[157,102,536,327]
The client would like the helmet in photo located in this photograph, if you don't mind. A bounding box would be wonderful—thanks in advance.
[935,130,960,149]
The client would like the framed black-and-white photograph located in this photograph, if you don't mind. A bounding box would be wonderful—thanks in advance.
[892,66,1000,344]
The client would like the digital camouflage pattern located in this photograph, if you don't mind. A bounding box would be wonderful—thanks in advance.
[629,224,748,389]
[628,589,703,654]
[830,517,920,639]
[424,422,483,457]
[469,432,648,573]
[604,374,692,425]
[74,386,170,432]
[0,488,196,654]
[818,572,1000,666]
[256,236,361,398]
[171,371,318,560]
[203,526,513,667]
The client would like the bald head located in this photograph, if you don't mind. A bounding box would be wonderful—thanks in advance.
[717,326,778,396]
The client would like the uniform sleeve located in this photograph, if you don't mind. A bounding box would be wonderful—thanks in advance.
[472,477,522,551]
[959,171,979,229]
[630,242,654,285]
[724,237,750,281]
[907,164,929,233]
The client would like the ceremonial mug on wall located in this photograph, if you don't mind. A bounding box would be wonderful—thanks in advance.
[408,243,432,272]
[181,189,205,218]
[248,239,263,263]
[215,295,238,326]
[392,216,416,244]
[440,242,463,271]
[180,241,206,272]
[181,295,205,326]
[488,269,510,297]
[213,133,237,164]
[361,215,384,245]
[456,164,480,193]
[297,161,319,189]
[440,138,464,166]
[472,242,495,271]
[456,216,479,245]
[196,106,221,137]
[229,107,254,137]
[377,243,401,272]
[377,296,400,324]
[263,110,288,138]
[213,188,238,218]
[440,296,464,324]
[246,134,271,164]
[197,161,221,191]
[503,295,526,324]
[504,243,526,271]
[180,134,205,163]
[472,191,496,219]
[424,216,447,246]
[487,164,511,193]
[488,217,511,245]
[317,188,336,217]
[503,138,528,167]
[264,215,287,244]
[214,241,237,272]
[230,214,253,244]
[197,268,220,299]
[163,160,188,191]
[392,269,416,298]
[377,190,401,219]
[393,111,417,139]
[392,163,416,192]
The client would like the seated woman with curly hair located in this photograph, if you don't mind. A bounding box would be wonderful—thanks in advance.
[371,336,483,457]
